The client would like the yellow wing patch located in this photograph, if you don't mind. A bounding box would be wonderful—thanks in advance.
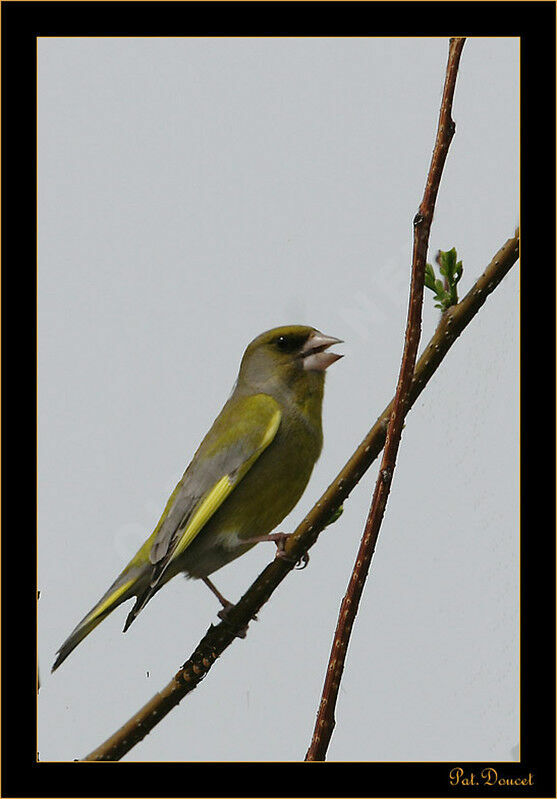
[169,405,281,563]
[171,473,232,560]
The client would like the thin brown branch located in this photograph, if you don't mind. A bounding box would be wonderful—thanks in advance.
[305,36,466,762]
[82,223,518,762]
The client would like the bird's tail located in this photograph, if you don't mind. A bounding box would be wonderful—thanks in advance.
[51,567,146,672]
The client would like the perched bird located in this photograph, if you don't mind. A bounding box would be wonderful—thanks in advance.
[52,325,342,671]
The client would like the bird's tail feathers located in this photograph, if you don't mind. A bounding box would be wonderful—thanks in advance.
[51,568,144,672]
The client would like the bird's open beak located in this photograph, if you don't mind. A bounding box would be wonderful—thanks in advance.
[301,331,344,372]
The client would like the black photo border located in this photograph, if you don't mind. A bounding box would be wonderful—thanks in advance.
[2,2,555,797]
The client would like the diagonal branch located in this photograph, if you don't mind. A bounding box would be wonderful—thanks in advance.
[305,36,466,762]
[82,224,518,762]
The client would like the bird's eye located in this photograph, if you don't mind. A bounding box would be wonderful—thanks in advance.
[276,334,299,353]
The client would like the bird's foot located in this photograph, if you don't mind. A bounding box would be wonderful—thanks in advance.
[202,576,232,608]
[216,602,253,639]
[201,577,256,638]
[243,532,309,569]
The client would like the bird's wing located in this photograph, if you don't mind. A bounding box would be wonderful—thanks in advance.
[123,393,281,630]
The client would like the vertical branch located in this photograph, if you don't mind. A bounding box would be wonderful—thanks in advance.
[305,37,466,762]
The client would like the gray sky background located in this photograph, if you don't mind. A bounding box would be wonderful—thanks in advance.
[38,37,519,762]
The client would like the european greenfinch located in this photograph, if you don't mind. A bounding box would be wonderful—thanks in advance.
[52,325,342,671]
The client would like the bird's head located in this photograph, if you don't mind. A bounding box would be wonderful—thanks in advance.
[237,325,343,402]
